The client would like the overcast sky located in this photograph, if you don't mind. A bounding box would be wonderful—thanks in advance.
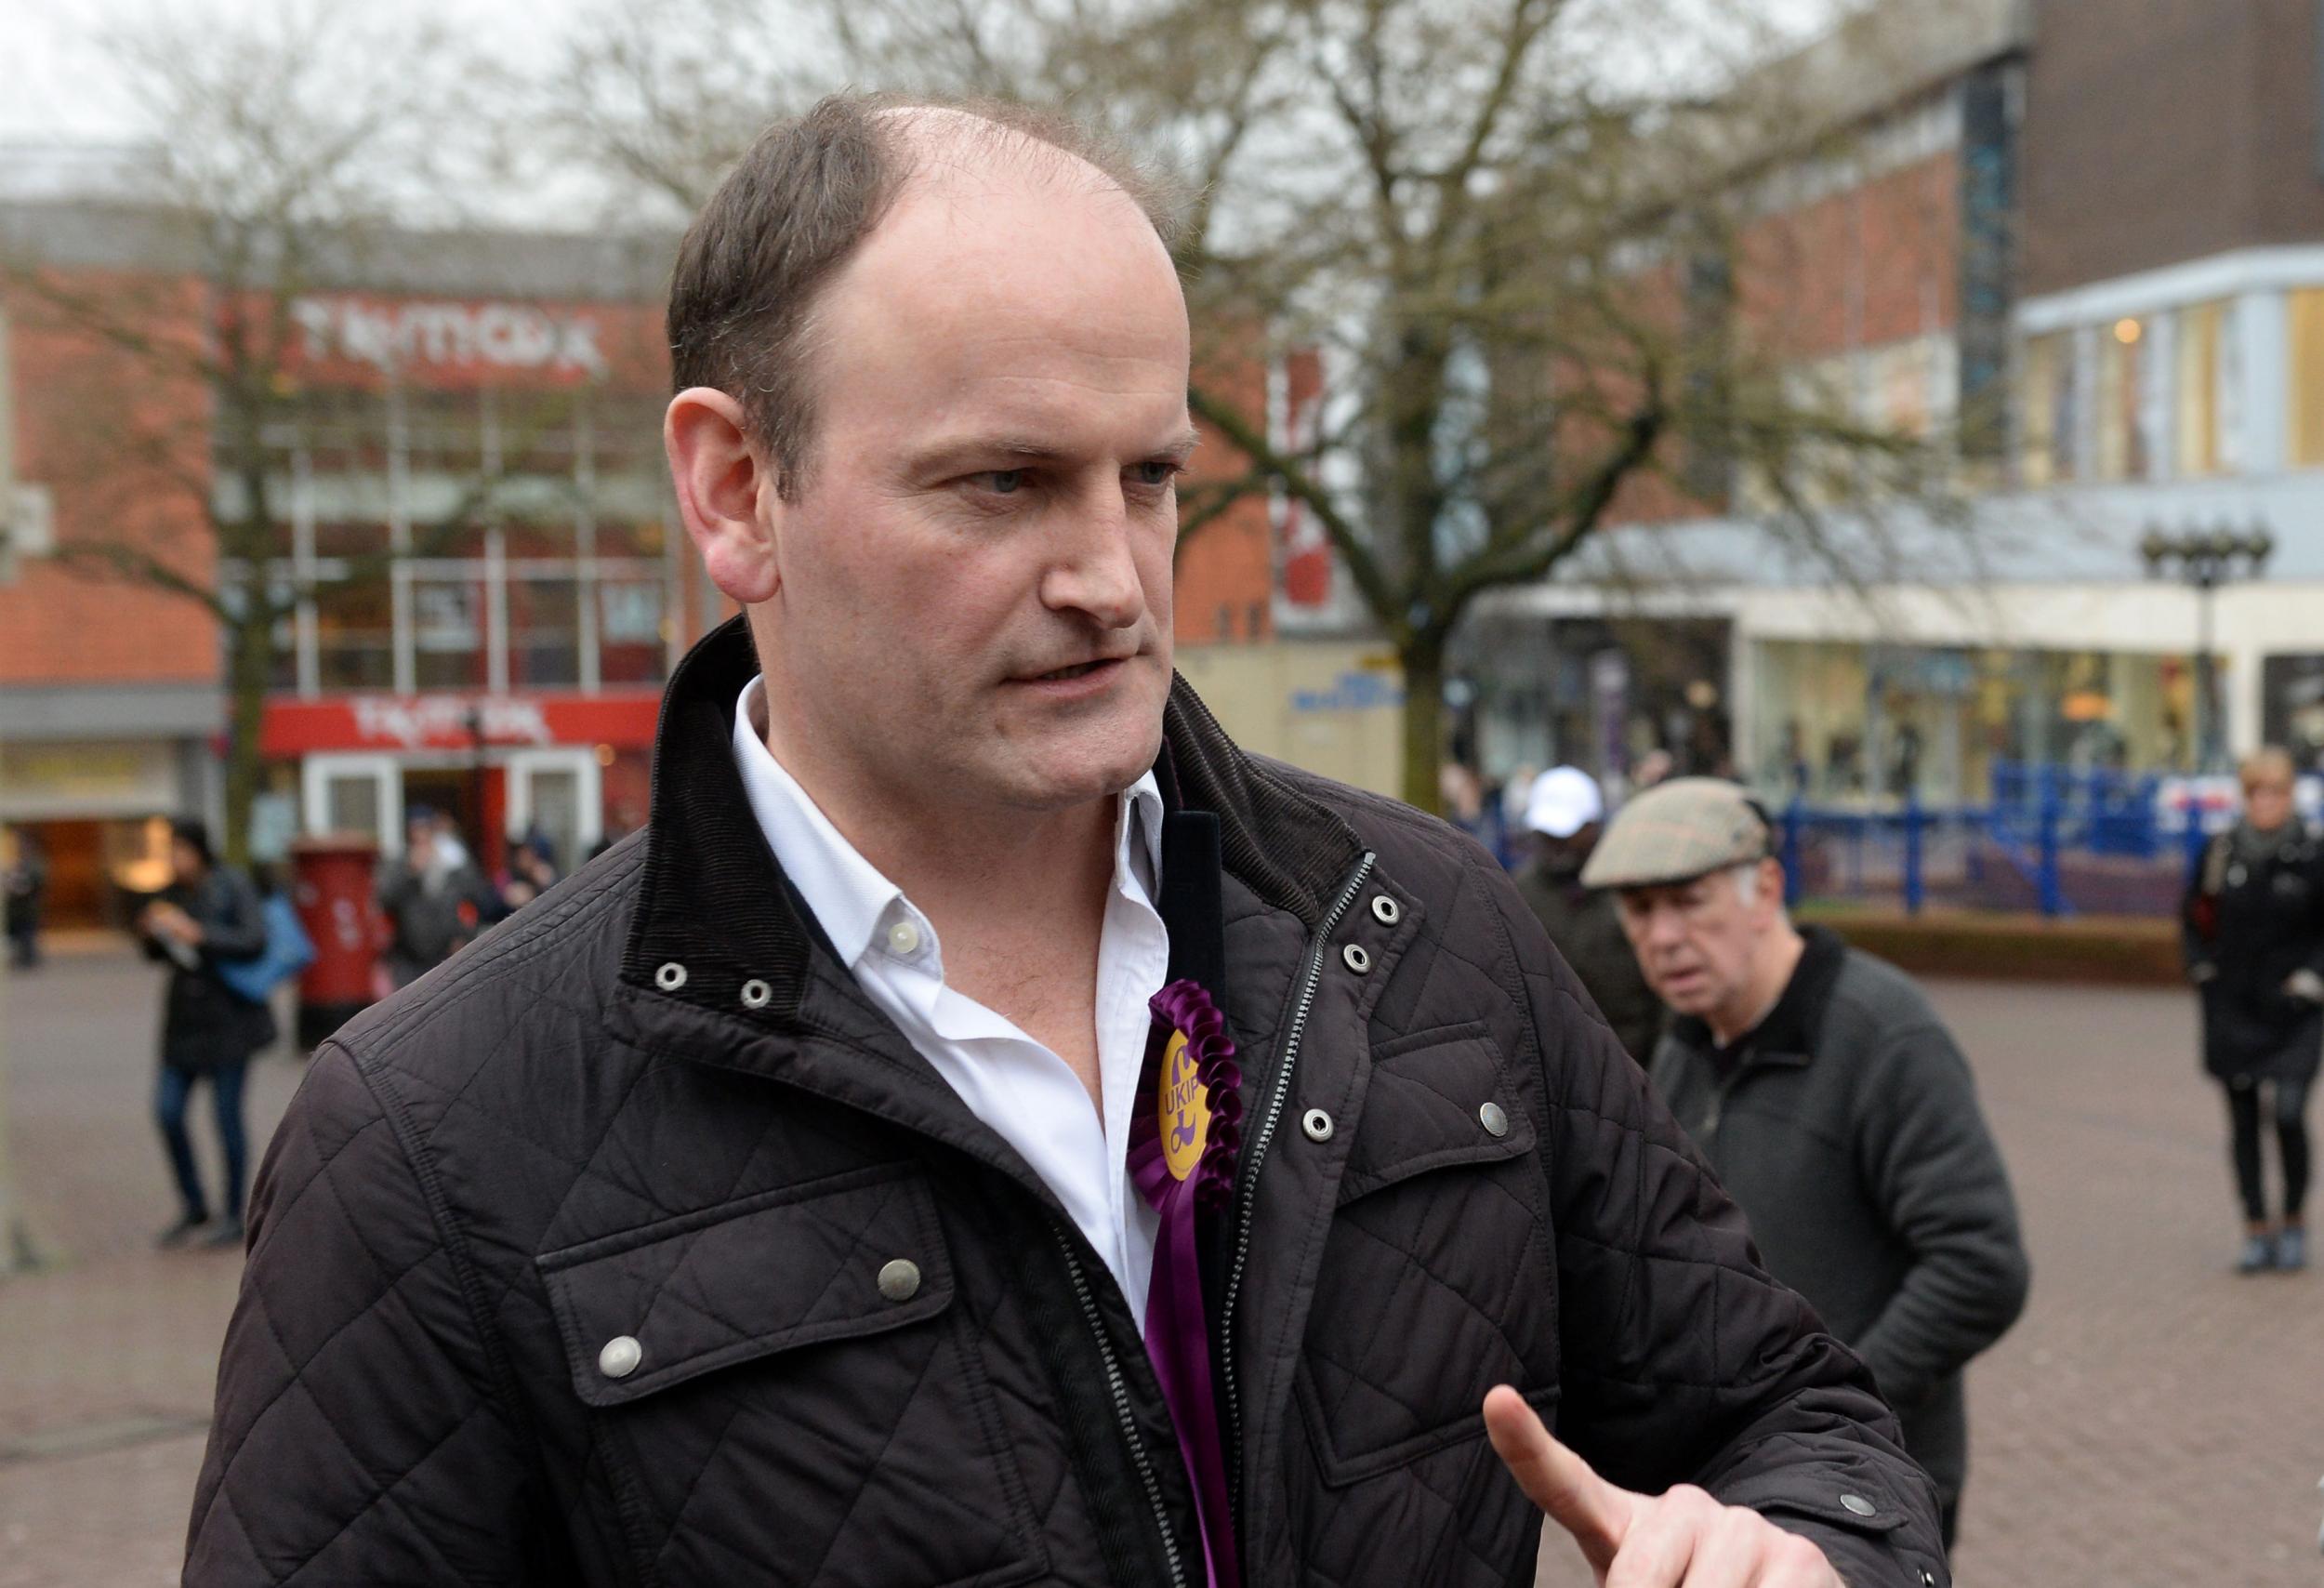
[3,0,1854,174]
[2,0,572,143]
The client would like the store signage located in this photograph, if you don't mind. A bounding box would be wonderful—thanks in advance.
[262,693,660,757]
[0,740,179,817]
[1289,671,1404,713]
[350,696,553,749]
[291,296,608,378]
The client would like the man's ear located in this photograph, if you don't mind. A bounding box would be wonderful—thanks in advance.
[666,387,783,604]
[1757,856,1788,919]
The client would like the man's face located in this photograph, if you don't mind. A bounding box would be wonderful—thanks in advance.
[1537,825,1598,875]
[751,165,1190,818]
[1612,863,1777,1018]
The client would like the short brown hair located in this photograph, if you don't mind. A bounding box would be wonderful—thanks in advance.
[667,92,1187,498]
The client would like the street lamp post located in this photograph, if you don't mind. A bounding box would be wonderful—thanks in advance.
[2140,521,2275,774]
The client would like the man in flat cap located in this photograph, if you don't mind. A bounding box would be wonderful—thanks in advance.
[1588,778,2030,1554]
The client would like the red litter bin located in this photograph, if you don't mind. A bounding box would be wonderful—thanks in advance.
[292,834,386,1050]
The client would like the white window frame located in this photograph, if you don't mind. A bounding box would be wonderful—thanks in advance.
[302,752,404,854]
[502,747,602,855]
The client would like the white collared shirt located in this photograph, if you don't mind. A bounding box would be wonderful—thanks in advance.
[732,677,1169,1321]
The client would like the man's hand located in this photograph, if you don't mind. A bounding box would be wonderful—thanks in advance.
[1483,1385,1842,1587]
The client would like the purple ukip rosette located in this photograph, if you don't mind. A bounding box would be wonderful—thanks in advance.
[1129,978,1243,1588]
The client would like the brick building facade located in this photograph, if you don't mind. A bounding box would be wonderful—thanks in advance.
[1470,0,2324,807]
[1,197,1292,926]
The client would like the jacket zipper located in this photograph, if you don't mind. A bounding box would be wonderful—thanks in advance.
[1218,852,1374,1518]
[1050,1224,1188,1588]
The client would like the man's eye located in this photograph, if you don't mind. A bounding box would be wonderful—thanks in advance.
[1131,461,1178,487]
[983,470,1026,495]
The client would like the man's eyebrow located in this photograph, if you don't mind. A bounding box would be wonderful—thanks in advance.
[908,426,1205,473]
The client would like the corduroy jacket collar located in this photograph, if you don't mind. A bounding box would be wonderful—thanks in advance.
[616,615,1365,1033]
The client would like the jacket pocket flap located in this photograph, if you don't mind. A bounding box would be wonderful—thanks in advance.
[1301,1373,1559,1488]
[538,1162,952,1409]
[1340,1026,1535,1204]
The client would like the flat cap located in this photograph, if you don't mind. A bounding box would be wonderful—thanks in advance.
[1580,777,1774,890]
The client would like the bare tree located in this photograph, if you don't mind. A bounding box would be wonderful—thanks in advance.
[554,0,1948,809]
[0,4,557,864]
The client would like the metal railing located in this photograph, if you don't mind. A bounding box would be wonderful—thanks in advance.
[1770,762,2293,919]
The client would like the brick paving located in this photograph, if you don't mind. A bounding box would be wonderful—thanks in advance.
[0,945,300,1588]
[1,946,2318,1584]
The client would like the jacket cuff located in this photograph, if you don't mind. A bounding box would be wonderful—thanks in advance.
[1715,1466,1946,1587]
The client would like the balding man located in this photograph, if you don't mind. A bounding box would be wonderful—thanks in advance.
[189,98,1948,1587]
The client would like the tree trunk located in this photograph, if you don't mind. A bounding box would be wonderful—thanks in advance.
[1398,637,1446,815]
[219,607,273,867]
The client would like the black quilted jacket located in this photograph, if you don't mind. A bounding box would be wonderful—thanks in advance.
[186,618,1948,1587]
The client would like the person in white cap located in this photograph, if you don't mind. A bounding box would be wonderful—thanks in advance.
[1514,766,1663,1063]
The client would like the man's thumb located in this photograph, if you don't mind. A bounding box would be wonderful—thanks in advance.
[1482,1385,1630,1571]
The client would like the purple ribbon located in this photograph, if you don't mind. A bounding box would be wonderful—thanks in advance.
[1129,979,1243,1588]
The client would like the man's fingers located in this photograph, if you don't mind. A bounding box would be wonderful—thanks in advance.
[1602,1486,1710,1588]
[1664,1502,1763,1588]
[1482,1385,1630,1571]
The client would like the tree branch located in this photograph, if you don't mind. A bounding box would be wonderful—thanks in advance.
[51,539,231,622]
[1444,397,1666,616]
[1185,382,1399,629]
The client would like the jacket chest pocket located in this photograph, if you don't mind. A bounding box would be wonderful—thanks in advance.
[539,1163,1046,1588]
[1295,1026,1558,1486]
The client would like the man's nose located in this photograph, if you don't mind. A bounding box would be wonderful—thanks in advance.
[1041,484,1146,630]
[1643,906,1689,951]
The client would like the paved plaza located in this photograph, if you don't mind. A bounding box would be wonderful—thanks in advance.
[1,945,2318,1585]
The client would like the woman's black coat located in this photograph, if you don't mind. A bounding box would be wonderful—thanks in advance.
[144,867,278,1072]
[2184,822,2324,1082]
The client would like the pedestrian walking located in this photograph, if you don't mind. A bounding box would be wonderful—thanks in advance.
[375,806,492,987]
[1589,777,2029,1553]
[187,95,1948,1588]
[137,818,274,1251]
[2182,746,2324,1273]
[5,826,46,969]
[1513,766,1662,1063]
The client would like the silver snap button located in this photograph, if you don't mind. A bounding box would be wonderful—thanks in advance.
[1479,1101,1509,1137]
[1839,1493,1876,1517]
[739,977,772,1010]
[1301,1107,1334,1142]
[598,1334,642,1379]
[1340,943,1371,974]
[654,961,687,992]
[878,1259,922,1303]
[1369,894,1400,926]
